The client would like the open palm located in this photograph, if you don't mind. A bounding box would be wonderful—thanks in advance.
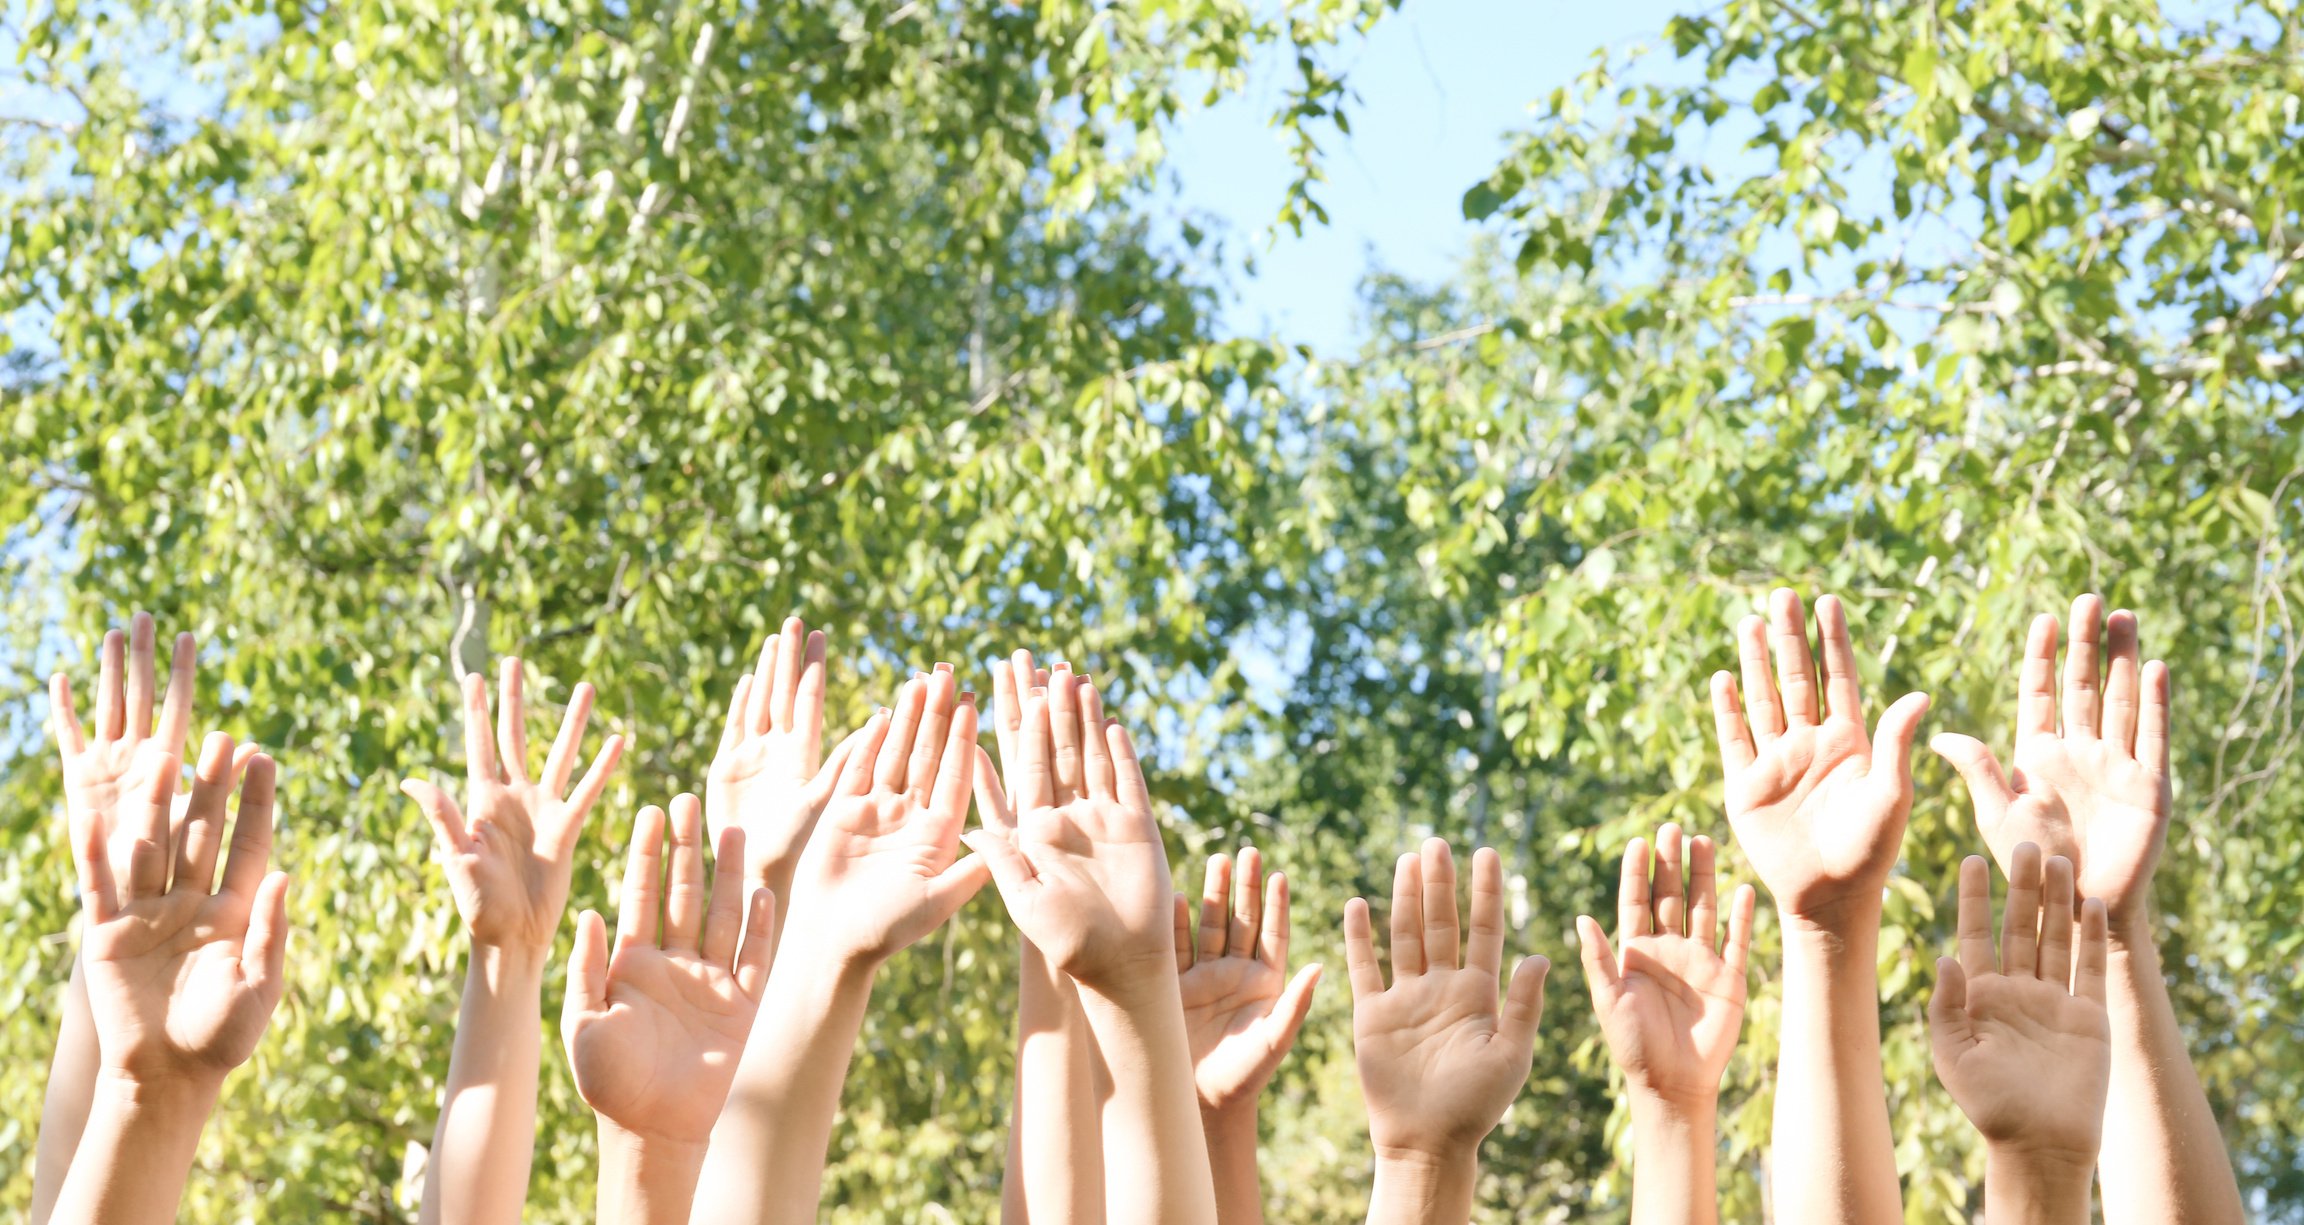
[52,616,208,889]
[1175,848,1322,1112]
[707,617,853,895]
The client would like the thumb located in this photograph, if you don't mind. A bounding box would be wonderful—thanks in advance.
[1259,963,1324,1056]
[242,871,292,1011]
[399,778,469,859]
[922,852,993,925]
[1928,733,2018,826]
[960,830,1038,917]
[1575,915,1620,1012]
[1928,955,1973,1048]
[972,745,1016,833]
[807,723,875,808]
[1867,692,1931,791]
[1497,954,1550,1055]
[566,909,612,1020]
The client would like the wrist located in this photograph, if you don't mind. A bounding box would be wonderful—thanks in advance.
[1628,1087,1720,1133]
[1202,1099,1261,1142]
[92,1065,226,1118]
[1371,1143,1479,1200]
[468,940,551,991]
[1985,1142,2096,1221]
[1775,894,1884,941]
[599,1117,711,1166]
[2105,904,2157,956]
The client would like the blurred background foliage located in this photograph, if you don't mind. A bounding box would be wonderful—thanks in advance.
[4,0,2302,1220]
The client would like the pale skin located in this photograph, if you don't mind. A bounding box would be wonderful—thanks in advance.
[1931,595,2243,1224]
[1709,588,1927,1225]
[694,667,989,1225]
[1345,840,1550,1225]
[50,736,291,1225]
[400,658,625,1225]
[1578,824,1756,1225]
[978,651,1107,1225]
[562,795,777,1225]
[967,679,1219,1225]
[1930,847,2112,1225]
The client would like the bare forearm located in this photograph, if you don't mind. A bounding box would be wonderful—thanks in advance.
[597,1125,708,1225]
[1984,1147,2095,1225]
[1003,940,1106,1224]
[32,957,99,1225]
[1771,921,1901,1225]
[1203,1108,1264,1225]
[1629,1096,1718,1225]
[1366,1149,1477,1225]
[1078,980,1219,1225]
[421,944,547,1225]
[694,955,876,1225]
[2098,917,2243,1225]
[47,1071,221,1225]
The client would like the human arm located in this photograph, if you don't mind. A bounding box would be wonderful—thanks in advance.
[1929,596,2241,1224]
[693,667,989,1224]
[1930,848,2111,1225]
[1578,825,1755,1225]
[400,658,624,1225]
[1346,841,1550,1225]
[1709,589,1928,1224]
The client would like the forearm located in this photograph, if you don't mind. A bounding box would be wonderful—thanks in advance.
[596,1123,708,1225]
[2097,915,2243,1225]
[47,1070,222,1225]
[693,953,877,1225]
[1366,1148,1477,1225]
[32,957,100,1225]
[1984,1146,2095,1225]
[1628,1095,1719,1225]
[1203,1107,1264,1225]
[1770,919,1901,1225]
[421,944,548,1225]
[1077,978,1220,1225]
[1003,939,1106,1224]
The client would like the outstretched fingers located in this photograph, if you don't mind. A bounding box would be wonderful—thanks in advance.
[1420,839,1461,971]
[1497,955,1551,1054]
[1343,897,1384,1000]
[1576,915,1620,1011]
[1616,837,1652,941]
[1723,885,1757,978]
[240,871,292,1009]
[2017,614,2060,741]
[1956,855,1995,977]
[1652,824,1686,937]
[155,631,197,755]
[1687,834,1719,951]
[217,754,279,904]
[616,805,667,952]
[701,823,748,971]
[2001,842,2043,977]
[1389,853,1427,977]
[1464,848,1506,976]
[2063,594,2105,739]
[2074,899,2110,1006]
[461,669,502,785]
[1814,594,1866,723]
[1710,671,1757,771]
[567,908,612,1017]
[1736,615,1786,742]
[497,656,530,783]
[542,682,599,798]
[1770,588,1821,727]
[662,794,709,954]
[2103,609,2143,752]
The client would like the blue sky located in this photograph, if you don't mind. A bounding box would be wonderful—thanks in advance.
[1158,1,1665,354]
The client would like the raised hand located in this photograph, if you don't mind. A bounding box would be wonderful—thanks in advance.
[564,796,775,1144]
[1930,846,2110,1223]
[400,658,624,950]
[1176,848,1322,1116]
[1709,589,1929,927]
[1931,596,2171,926]
[784,666,986,967]
[707,617,859,934]
[1578,824,1755,1112]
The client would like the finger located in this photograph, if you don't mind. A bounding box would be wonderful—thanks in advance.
[875,675,928,792]
[1957,855,1995,976]
[401,778,471,858]
[2002,841,2043,977]
[1174,892,1194,973]
[715,674,752,762]
[616,805,667,951]
[2138,661,2172,781]
[1015,686,1056,809]
[1687,834,1718,952]
[541,682,597,797]
[2075,898,2110,1005]
[734,887,778,999]
[241,871,291,1009]
[1420,839,1461,970]
[1260,963,1323,1055]
[1710,672,1757,770]
[569,909,611,1016]
[805,722,873,809]
[663,794,709,953]
[49,673,87,757]
[1928,956,1972,1044]
[770,616,806,733]
[972,745,1017,832]
[920,852,992,926]
[1108,722,1154,817]
[702,823,748,970]
[2064,594,2105,738]
[94,627,124,742]
[1229,846,1263,959]
[1497,955,1550,1055]
[1736,615,1786,741]
[126,612,156,741]
[1724,885,1757,978]
[1814,594,1866,723]
[1259,870,1293,971]
[461,669,502,784]
[2103,610,2142,753]
[154,632,197,755]
[1770,588,1821,726]
[926,697,978,835]
[1196,853,1233,964]
[559,734,627,854]
[838,710,892,797]
[2038,854,2076,987]
[904,668,960,806]
[172,733,238,893]
[217,753,278,903]
[1577,916,1621,1010]
[1930,734,2019,832]
[1652,824,1686,936]
[1343,898,1385,999]
[2018,614,2061,740]
[745,629,779,735]
[1464,847,1506,975]
[1866,692,1931,793]
[1079,681,1118,802]
[962,829,1038,917]
[1048,663,1085,803]
[74,816,119,922]
[496,656,530,783]
[990,654,1022,768]
[1616,837,1652,941]
[796,629,830,767]
[1390,852,1427,977]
